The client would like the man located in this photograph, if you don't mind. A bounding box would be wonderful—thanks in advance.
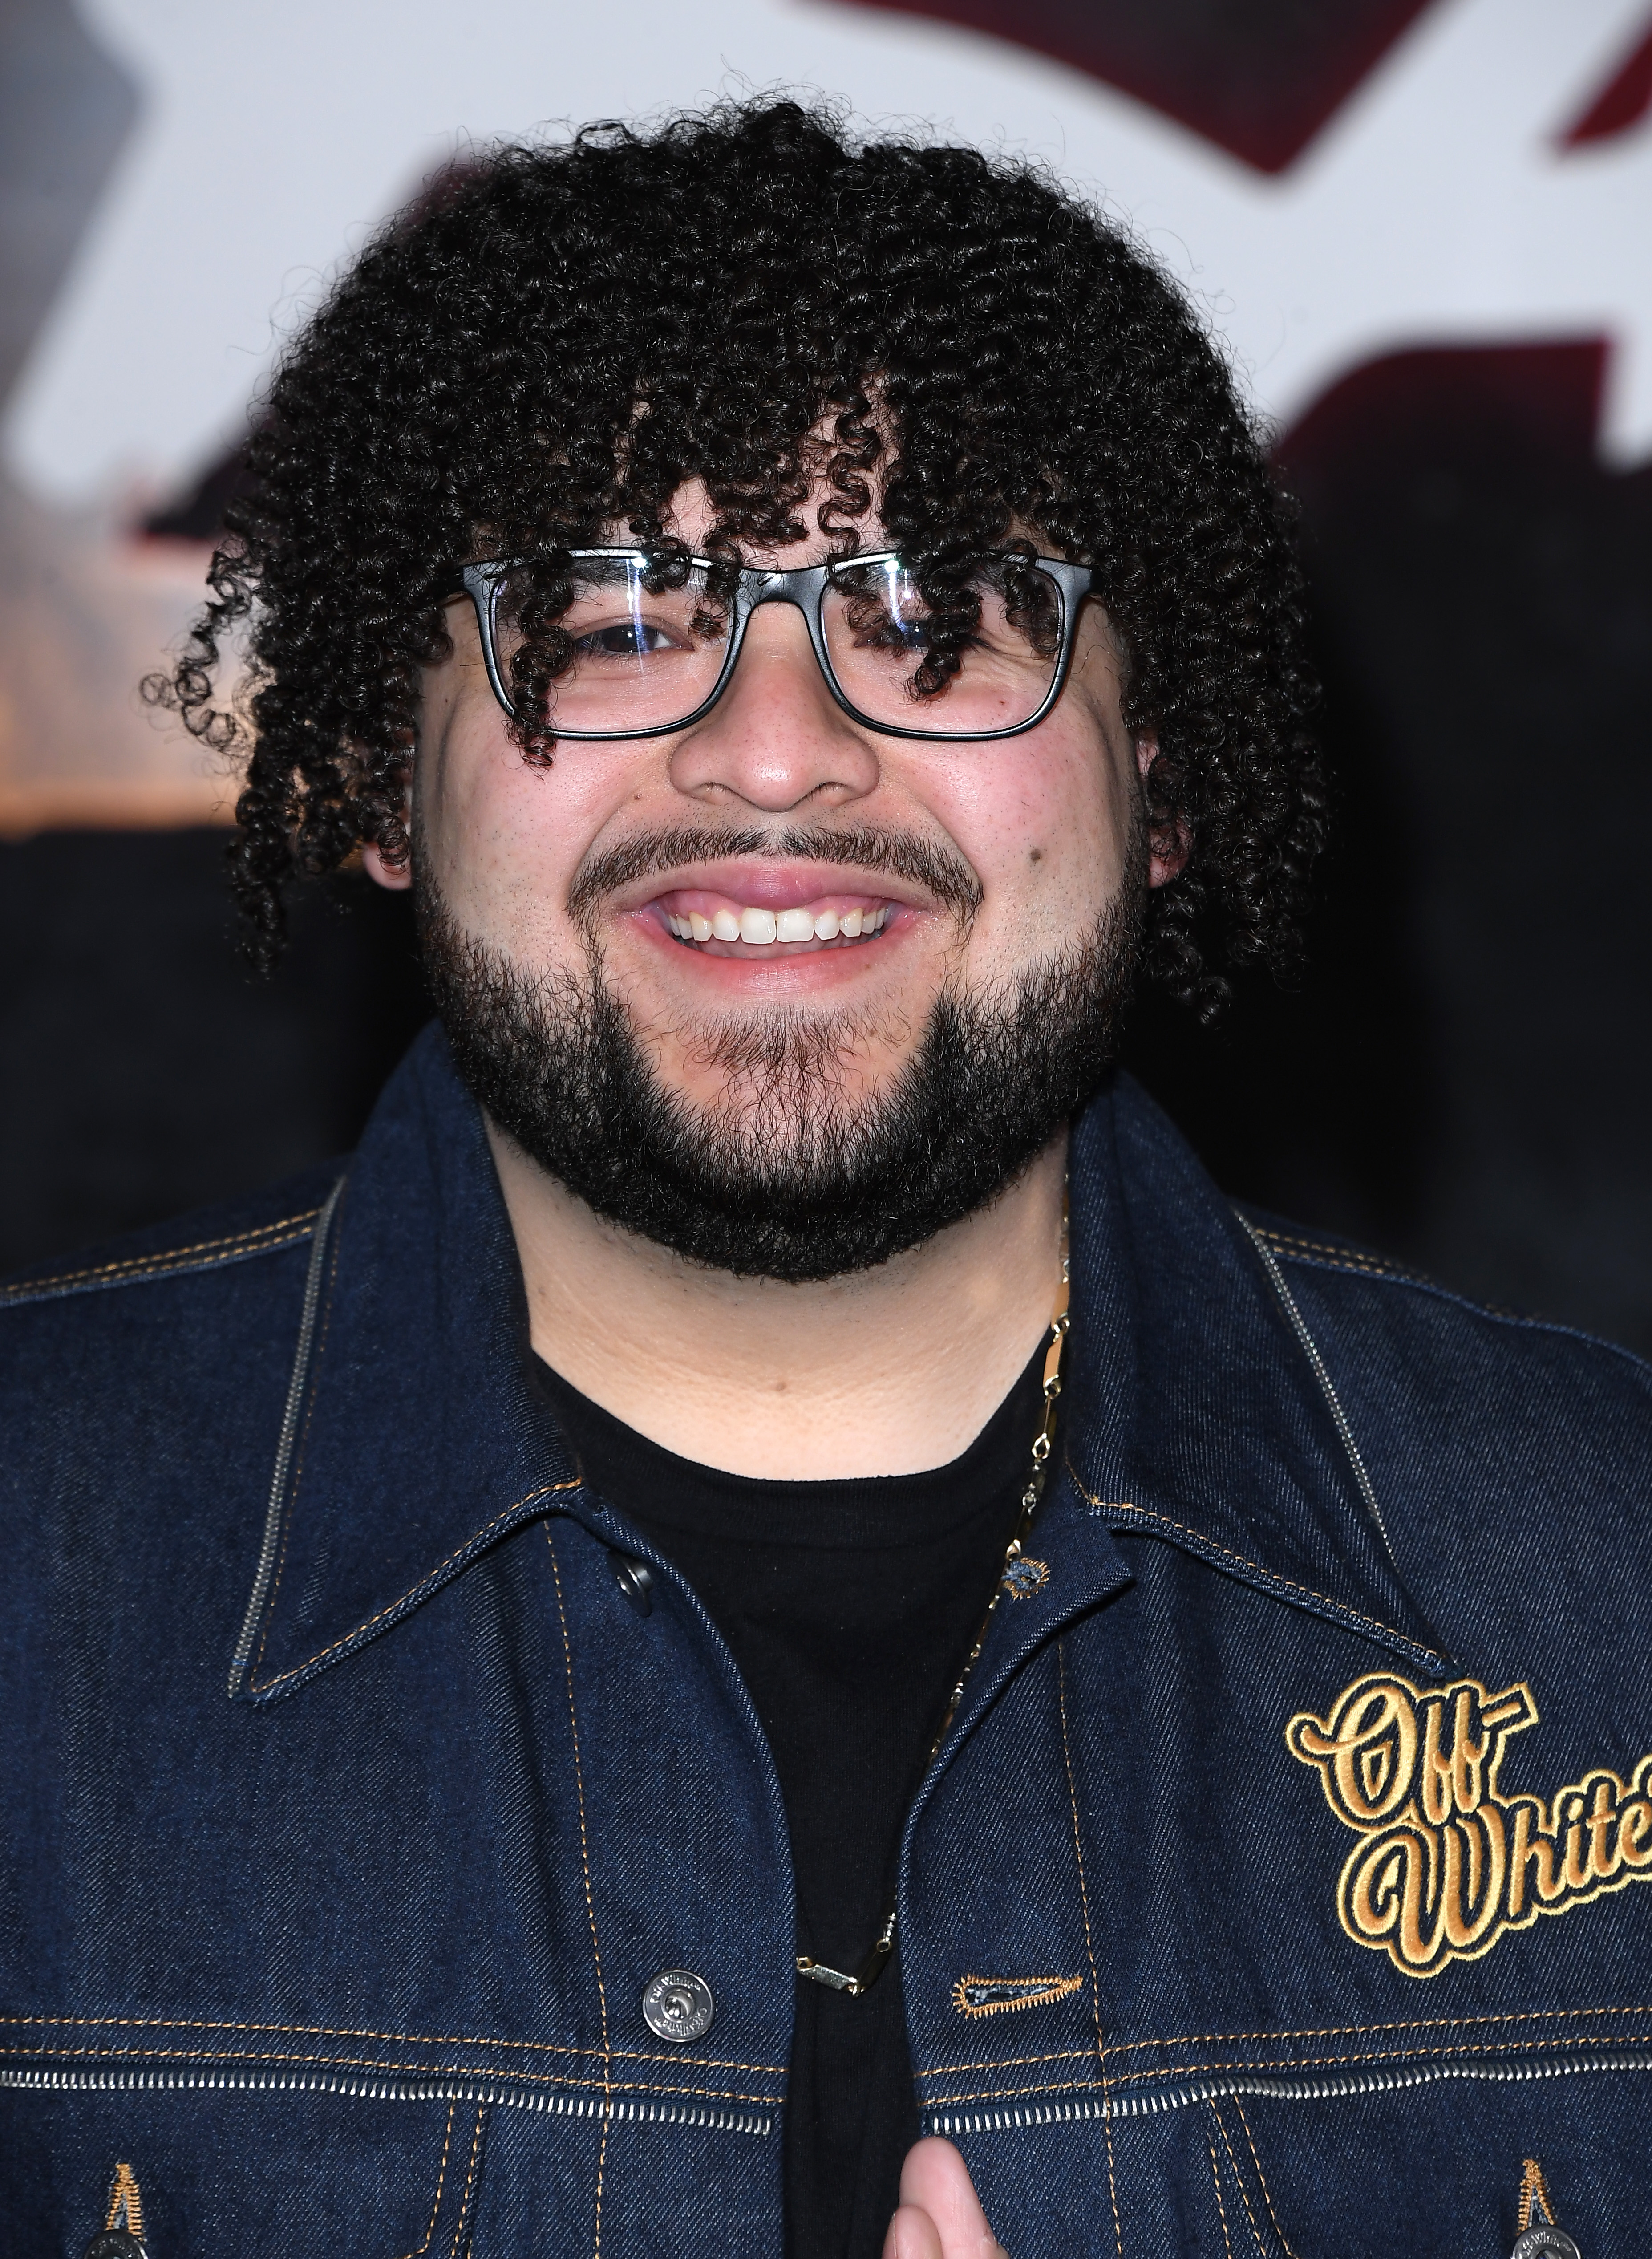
[3,99,1648,2259]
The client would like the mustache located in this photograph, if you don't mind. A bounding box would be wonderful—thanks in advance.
[566,824,984,924]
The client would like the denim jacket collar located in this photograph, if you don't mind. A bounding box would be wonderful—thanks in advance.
[228,1026,576,1703]
[231,1025,1443,1706]
[1059,1082,1444,1672]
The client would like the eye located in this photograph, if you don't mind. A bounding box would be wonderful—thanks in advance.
[834,576,935,657]
[865,613,931,654]
[571,619,684,659]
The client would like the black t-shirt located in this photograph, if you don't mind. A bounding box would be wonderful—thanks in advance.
[531,1346,1048,2259]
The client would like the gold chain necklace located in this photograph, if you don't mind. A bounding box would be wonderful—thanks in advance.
[795,1200,1072,1997]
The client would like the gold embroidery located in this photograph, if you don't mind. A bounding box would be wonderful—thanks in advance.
[1519,2158,1557,2233]
[105,2162,145,2237]
[951,1973,1083,2019]
[1288,1672,1652,1977]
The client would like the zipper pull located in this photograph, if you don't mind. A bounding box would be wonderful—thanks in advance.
[81,2162,150,2259]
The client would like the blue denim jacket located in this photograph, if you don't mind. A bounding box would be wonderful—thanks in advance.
[4,1026,1650,2257]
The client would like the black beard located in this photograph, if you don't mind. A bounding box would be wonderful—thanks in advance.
[419,841,1145,1283]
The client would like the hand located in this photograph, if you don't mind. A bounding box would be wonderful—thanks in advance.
[883,2136,1010,2259]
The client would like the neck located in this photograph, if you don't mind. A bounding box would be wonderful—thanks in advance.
[489,1125,1068,1479]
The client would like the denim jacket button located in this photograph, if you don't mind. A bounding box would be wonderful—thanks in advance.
[642,1969,715,2042]
[1510,2231,1582,2259]
[609,1553,654,1616]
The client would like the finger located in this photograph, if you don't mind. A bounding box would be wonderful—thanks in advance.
[883,2200,946,2259]
[897,2136,1007,2259]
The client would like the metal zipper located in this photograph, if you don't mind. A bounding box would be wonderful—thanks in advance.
[924,2049,1652,2136]
[0,2064,771,2138]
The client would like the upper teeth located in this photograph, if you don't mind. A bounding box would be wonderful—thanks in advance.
[665,905,891,945]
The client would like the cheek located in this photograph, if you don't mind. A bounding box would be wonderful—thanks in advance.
[927,727,1130,953]
[417,700,620,955]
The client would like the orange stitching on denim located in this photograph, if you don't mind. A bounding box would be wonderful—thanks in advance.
[1210,2106,1268,2259]
[243,1483,583,1692]
[547,1524,611,2259]
[449,2106,486,2258]
[402,2100,457,2258]
[925,2072,1172,2106]
[0,2012,784,2077]
[250,1197,344,1689]
[1105,2001,1652,2052]
[1232,2097,1299,2259]
[0,2038,780,2104]
[952,1975,1083,2020]
[0,1211,324,1299]
[31,1993,1637,2084]
[1255,1230,1512,1307]
[1117,2028,1652,2079]
[1519,2158,1556,2232]
[1254,1229,1409,1276]
[105,2162,145,2237]
[1059,1642,1122,2259]
[593,2085,610,2258]
[920,2028,1652,2107]
[1208,2137,1236,2259]
[916,2046,1095,2080]
[1068,1476,1445,1661]
[918,1997,1652,2081]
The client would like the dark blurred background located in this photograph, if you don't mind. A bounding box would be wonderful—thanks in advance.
[3,0,1650,1351]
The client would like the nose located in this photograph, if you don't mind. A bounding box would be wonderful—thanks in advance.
[666,596,882,813]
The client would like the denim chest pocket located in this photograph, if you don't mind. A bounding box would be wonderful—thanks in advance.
[923,1643,1652,2259]
[0,2087,486,2257]
[1207,2075,1646,2259]
[957,2076,1646,2259]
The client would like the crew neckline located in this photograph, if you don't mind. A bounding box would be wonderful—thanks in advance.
[528,1342,1049,1553]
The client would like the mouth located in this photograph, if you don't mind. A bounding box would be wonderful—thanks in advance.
[649,888,898,957]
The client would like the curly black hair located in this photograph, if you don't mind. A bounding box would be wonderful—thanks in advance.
[150,97,1324,1010]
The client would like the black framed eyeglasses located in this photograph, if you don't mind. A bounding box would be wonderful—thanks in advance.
[457,548,1097,742]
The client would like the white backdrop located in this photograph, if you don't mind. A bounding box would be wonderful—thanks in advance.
[0,0,1647,833]
[8,0,1652,507]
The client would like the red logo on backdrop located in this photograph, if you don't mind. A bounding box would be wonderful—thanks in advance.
[835,0,1652,170]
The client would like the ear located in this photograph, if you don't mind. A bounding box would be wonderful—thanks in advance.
[361,837,413,892]
[1135,734,1190,889]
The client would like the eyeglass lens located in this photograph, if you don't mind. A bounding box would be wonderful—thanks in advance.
[487,554,1065,735]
